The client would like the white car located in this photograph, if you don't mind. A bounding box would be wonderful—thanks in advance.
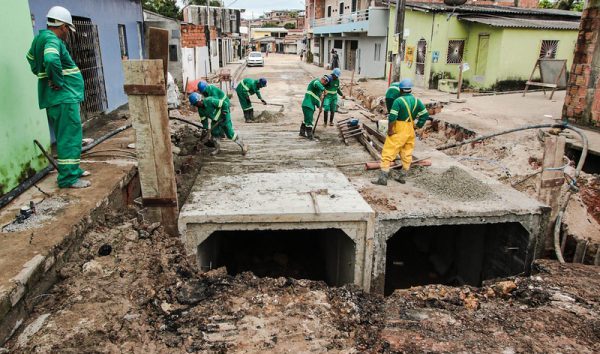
[247,51,264,67]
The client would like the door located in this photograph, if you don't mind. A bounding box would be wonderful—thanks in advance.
[65,17,108,119]
[476,34,489,76]
[415,38,427,87]
[344,40,358,71]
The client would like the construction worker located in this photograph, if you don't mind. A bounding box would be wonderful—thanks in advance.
[385,81,402,113]
[188,93,248,156]
[300,75,331,140]
[236,77,267,123]
[323,68,345,127]
[198,80,229,104]
[372,79,430,186]
[27,6,90,189]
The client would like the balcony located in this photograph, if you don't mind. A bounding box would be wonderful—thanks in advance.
[311,7,388,37]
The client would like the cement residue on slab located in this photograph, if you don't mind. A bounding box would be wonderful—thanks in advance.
[2,197,70,233]
[252,110,284,123]
[413,166,496,202]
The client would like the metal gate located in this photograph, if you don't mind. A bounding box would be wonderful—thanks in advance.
[65,17,108,120]
[415,38,427,87]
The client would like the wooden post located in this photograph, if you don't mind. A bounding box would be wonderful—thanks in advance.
[457,62,464,100]
[537,135,566,254]
[349,70,355,98]
[123,60,179,235]
[148,28,170,83]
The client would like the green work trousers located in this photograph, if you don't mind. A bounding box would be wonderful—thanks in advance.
[323,95,338,112]
[302,106,315,128]
[213,111,237,140]
[46,103,84,187]
[236,86,253,111]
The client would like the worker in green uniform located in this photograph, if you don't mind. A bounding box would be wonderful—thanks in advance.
[27,6,90,188]
[300,75,331,140]
[385,81,402,113]
[189,93,248,156]
[323,68,345,127]
[373,79,430,185]
[236,78,267,123]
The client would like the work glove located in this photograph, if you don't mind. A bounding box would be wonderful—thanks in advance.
[261,99,267,105]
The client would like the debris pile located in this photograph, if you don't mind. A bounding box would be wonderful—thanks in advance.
[414,166,496,201]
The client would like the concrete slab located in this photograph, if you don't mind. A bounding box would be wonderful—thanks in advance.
[179,168,375,290]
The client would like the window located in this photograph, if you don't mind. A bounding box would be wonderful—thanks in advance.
[334,40,343,49]
[352,0,357,12]
[118,24,128,59]
[339,2,344,15]
[446,39,465,64]
[169,44,178,62]
[374,43,381,61]
[171,29,181,39]
[539,40,559,59]
[327,6,332,17]
[136,21,143,59]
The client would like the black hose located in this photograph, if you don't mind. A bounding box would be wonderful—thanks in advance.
[0,124,133,209]
[169,116,205,130]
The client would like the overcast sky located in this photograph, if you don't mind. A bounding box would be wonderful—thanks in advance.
[176,0,305,19]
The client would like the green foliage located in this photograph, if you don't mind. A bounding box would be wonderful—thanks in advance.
[284,23,296,29]
[143,0,180,19]
[538,0,584,11]
[187,0,222,6]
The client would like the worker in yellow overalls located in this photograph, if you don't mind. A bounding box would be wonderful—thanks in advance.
[372,79,430,185]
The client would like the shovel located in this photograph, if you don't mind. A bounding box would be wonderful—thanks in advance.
[251,100,285,113]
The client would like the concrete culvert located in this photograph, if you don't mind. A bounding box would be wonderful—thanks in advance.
[197,229,356,286]
[384,222,530,296]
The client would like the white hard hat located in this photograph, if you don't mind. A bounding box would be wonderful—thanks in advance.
[47,6,76,32]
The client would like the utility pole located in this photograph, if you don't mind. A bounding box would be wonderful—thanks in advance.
[392,0,406,82]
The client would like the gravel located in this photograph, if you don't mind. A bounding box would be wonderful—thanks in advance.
[414,166,496,201]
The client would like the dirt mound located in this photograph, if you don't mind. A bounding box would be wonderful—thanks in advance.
[414,166,496,201]
[252,110,284,123]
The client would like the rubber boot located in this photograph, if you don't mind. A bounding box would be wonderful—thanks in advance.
[299,123,306,137]
[234,136,249,155]
[306,126,314,140]
[248,109,254,121]
[210,138,221,156]
[329,111,335,126]
[323,112,329,127]
[244,110,251,123]
[392,169,407,184]
[371,170,389,186]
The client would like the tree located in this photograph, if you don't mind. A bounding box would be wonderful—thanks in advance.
[284,23,296,29]
[186,0,222,6]
[143,0,180,19]
[538,0,584,11]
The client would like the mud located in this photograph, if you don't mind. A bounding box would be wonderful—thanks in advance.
[252,110,284,123]
[414,166,496,201]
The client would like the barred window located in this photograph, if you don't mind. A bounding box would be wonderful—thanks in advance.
[446,39,465,64]
[539,40,559,59]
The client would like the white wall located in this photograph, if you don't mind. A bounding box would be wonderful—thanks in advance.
[328,35,386,78]
[182,46,211,87]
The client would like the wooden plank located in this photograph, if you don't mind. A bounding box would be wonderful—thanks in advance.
[537,135,565,254]
[358,134,381,160]
[123,59,178,235]
[148,27,170,83]
[525,81,557,88]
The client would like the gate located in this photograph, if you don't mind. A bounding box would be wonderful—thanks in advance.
[65,17,108,121]
[415,38,427,87]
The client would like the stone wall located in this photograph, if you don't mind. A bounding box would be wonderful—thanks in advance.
[563,0,600,128]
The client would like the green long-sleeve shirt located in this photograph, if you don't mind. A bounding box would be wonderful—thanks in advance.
[302,78,325,109]
[237,78,263,100]
[325,77,343,97]
[27,29,84,109]
[203,85,228,103]
[388,93,429,128]
[385,82,401,100]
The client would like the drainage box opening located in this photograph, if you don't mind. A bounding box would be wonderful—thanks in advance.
[198,229,356,287]
[385,223,529,296]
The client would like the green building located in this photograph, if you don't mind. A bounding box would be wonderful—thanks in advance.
[386,3,581,91]
[0,1,49,197]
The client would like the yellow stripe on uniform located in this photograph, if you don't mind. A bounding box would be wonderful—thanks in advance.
[389,109,398,115]
[416,108,428,117]
[62,68,81,75]
[240,81,249,91]
[218,97,226,108]
[44,48,60,56]
[399,97,413,122]
[326,90,337,94]
[26,52,34,60]
[37,72,48,79]
[306,91,320,101]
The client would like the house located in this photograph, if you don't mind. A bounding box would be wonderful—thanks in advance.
[386,2,581,91]
[181,5,243,86]
[263,9,305,29]
[143,10,183,88]
[251,28,288,53]
[0,1,49,198]
[305,0,390,78]
[28,0,144,118]
[283,29,305,54]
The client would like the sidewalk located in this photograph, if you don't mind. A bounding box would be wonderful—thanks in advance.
[0,116,137,343]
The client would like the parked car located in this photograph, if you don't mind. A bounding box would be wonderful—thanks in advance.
[247,51,264,67]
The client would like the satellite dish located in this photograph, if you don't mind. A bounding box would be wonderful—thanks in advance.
[444,0,468,5]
